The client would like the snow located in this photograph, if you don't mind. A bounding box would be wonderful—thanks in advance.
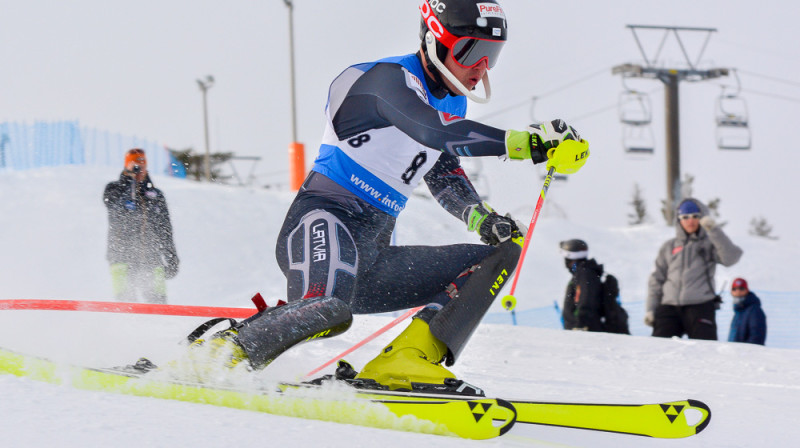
[1,166,799,447]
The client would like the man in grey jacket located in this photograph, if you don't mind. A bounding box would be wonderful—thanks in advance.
[645,198,743,339]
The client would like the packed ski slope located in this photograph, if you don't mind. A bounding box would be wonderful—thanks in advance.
[1,167,799,447]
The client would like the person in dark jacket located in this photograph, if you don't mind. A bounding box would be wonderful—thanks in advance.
[646,198,743,340]
[560,239,605,332]
[103,148,179,303]
[728,277,767,345]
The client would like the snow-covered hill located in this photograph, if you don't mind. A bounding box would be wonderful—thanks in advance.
[1,167,799,447]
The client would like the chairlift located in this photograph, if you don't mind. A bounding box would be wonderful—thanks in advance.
[621,122,655,155]
[716,122,751,150]
[715,71,751,150]
[618,90,653,126]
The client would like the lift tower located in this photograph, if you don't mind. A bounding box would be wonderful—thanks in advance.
[613,25,729,222]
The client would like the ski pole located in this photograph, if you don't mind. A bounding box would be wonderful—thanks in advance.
[502,166,556,310]
[304,305,424,379]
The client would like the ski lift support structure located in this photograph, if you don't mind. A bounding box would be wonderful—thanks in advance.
[612,24,730,222]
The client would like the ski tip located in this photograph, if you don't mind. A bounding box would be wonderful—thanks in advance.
[687,399,712,434]
[495,398,518,436]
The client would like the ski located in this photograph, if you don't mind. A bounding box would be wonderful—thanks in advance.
[280,378,711,439]
[0,346,711,439]
[0,347,515,440]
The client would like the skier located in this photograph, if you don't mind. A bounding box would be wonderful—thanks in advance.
[728,277,767,345]
[645,198,742,340]
[196,0,590,390]
[103,148,179,304]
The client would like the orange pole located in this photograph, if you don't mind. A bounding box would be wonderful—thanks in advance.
[288,141,306,191]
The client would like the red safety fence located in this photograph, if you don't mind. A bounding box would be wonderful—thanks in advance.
[0,299,256,319]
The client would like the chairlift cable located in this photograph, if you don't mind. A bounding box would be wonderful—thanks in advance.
[472,66,612,121]
[738,69,800,89]
[740,88,800,104]
[567,86,661,123]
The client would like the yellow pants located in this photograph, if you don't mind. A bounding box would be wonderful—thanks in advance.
[110,263,167,304]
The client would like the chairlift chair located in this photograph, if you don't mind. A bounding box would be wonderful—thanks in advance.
[621,122,655,155]
[715,95,751,150]
[618,90,653,126]
[715,72,751,150]
[716,122,751,150]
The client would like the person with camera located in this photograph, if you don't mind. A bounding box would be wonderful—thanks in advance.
[103,148,179,304]
[645,198,742,340]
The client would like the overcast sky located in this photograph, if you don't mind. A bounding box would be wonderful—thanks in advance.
[3,0,799,236]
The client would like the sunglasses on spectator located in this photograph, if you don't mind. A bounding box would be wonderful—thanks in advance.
[679,213,701,220]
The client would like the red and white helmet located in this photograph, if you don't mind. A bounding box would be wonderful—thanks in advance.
[419,0,508,103]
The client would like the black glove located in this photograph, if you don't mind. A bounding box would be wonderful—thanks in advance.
[463,202,525,246]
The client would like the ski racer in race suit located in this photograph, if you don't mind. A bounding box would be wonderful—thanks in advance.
[198,0,591,390]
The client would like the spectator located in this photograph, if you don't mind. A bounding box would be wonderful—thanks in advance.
[103,149,179,303]
[646,198,742,339]
[728,278,767,345]
[560,239,629,333]
[560,239,603,331]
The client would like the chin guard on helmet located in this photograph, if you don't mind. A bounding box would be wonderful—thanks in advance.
[424,31,492,103]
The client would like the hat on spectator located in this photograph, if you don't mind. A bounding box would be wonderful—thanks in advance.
[559,239,589,260]
[677,200,701,216]
[124,148,147,170]
[732,278,749,290]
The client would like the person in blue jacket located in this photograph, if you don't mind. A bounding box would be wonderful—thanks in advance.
[728,278,767,345]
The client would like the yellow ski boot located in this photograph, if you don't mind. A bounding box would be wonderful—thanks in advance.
[355,317,455,391]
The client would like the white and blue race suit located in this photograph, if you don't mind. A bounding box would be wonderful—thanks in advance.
[274,52,512,314]
[223,52,525,369]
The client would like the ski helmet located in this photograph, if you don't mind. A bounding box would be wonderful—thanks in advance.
[559,239,589,260]
[418,0,507,103]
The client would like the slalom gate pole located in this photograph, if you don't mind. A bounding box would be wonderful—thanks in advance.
[0,299,256,319]
[305,305,424,379]
[502,166,556,307]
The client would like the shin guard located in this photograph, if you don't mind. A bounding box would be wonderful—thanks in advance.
[428,238,521,366]
[235,296,352,368]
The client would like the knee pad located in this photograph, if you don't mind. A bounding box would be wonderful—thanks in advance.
[285,210,358,301]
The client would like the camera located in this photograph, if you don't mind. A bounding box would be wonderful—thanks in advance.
[132,165,141,174]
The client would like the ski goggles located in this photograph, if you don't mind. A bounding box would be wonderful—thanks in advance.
[678,213,701,220]
[449,36,505,69]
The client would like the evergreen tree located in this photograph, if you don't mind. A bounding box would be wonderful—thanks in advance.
[628,183,648,225]
[749,216,779,240]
